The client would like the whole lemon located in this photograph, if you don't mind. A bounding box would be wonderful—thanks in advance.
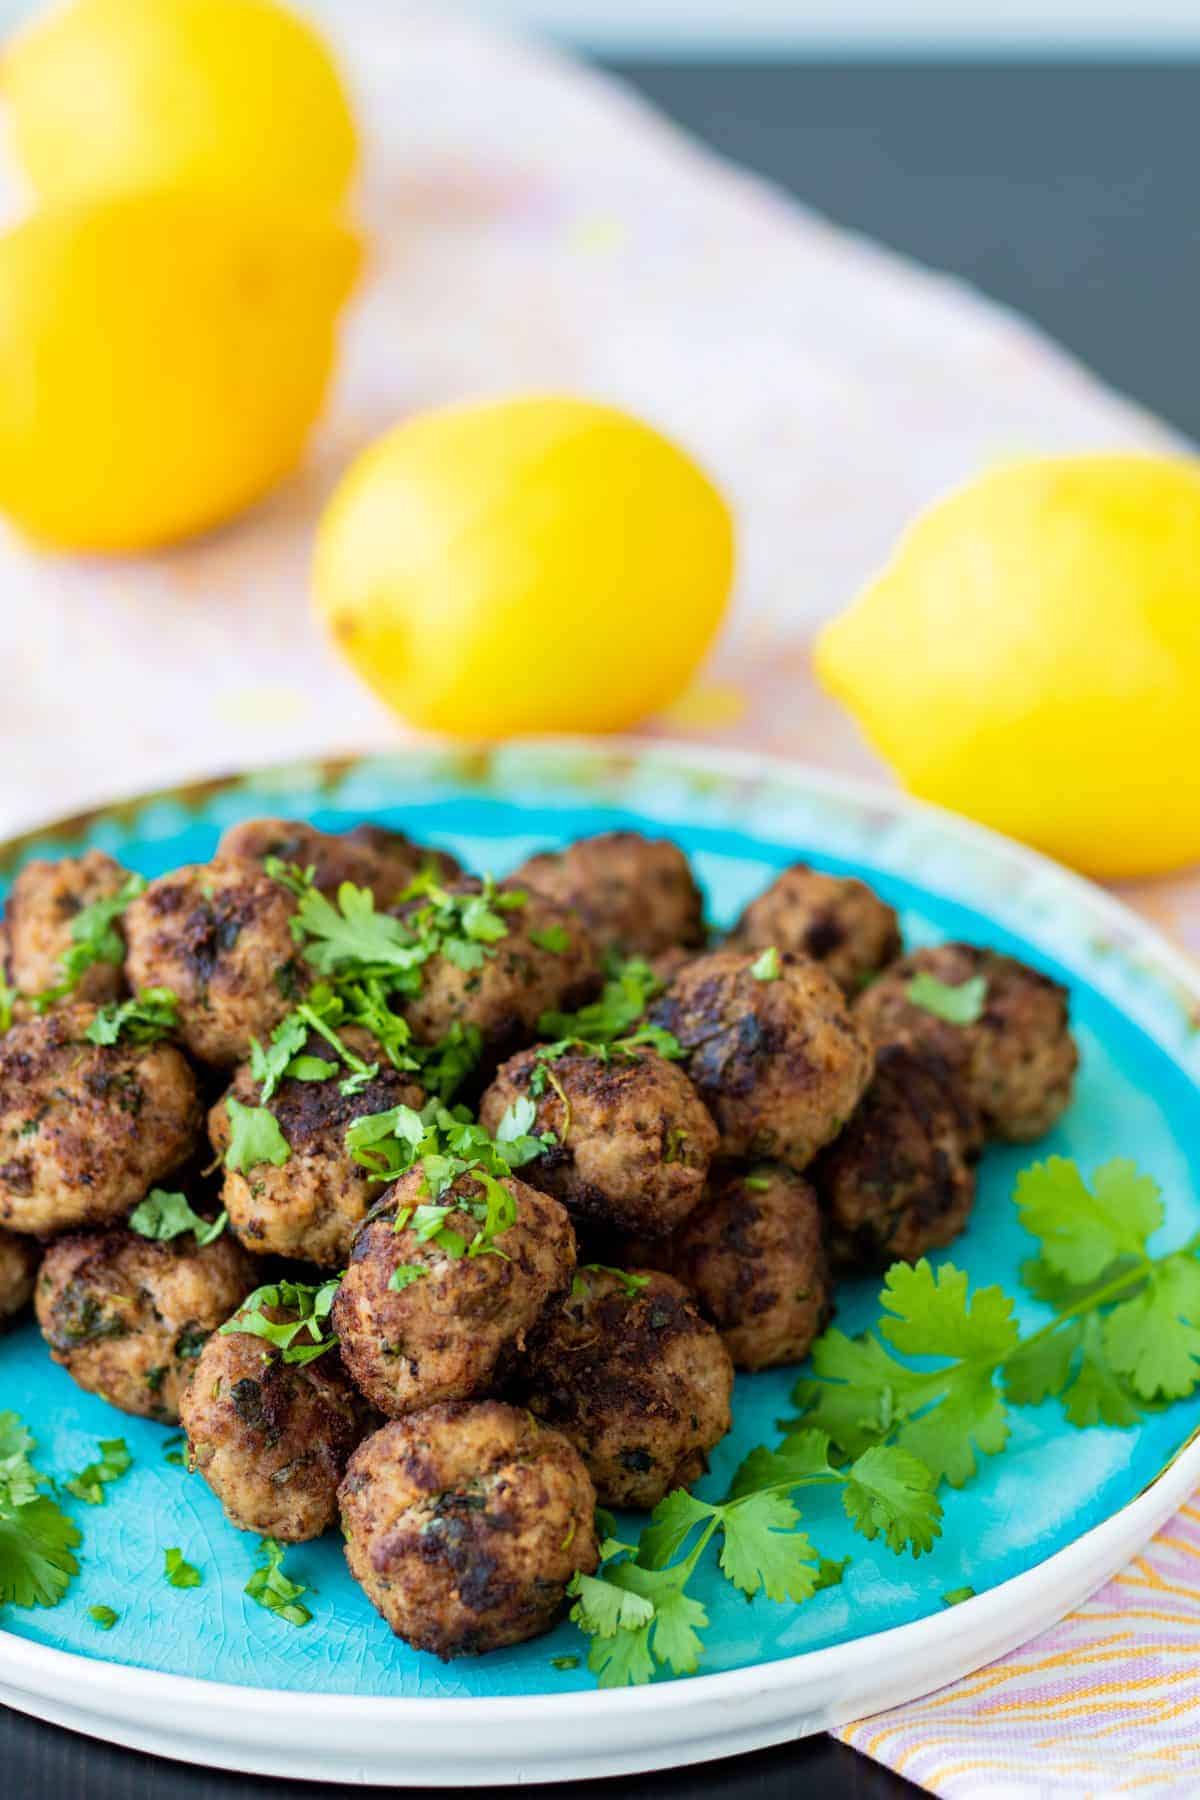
[3,0,357,213]
[0,191,360,551]
[314,397,735,736]
[815,455,1200,879]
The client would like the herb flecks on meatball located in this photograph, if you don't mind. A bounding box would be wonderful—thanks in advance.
[648,948,874,1172]
[0,1003,201,1236]
[332,1166,576,1417]
[635,1164,833,1370]
[209,1026,425,1267]
[339,1401,599,1659]
[731,864,901,996]
[519,1266,733,1510]
[0,1226,38,1327]
[124,860,307,1066]
[5,850,136,1011]
[479,1045,717,1238]
[513,831,706,959]
[219,817,460,905]
[36,1226,255,1420]
[811,1042,982,1270]
[854,943,1078,1142]
[180,1302,374,1540]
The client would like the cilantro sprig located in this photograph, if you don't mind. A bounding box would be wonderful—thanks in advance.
[30,871,146,1013]
[221,1277,341,1365]
[0,1413,81,1609]
[86,987,180,1046]
[129,1189,227,1248]
[534,955,683,1076]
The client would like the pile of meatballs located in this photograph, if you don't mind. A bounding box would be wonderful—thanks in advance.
[0,819,1078,1661]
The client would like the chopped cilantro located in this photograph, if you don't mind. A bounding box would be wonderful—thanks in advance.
[163,1547,202,1589]
[550,1654,580,1671]
[223,1098,291,1172]
[88,1604,119,1629]
[86,987,179,1046]
[31,872,147,1012]
[0,1413,81,1608]
[906,971,987,1025]
[942,1586,976,1607]
[129,1189,227,1247]
[530,924,571,954]
[388,1264,428,1292]
[538,956,671,1051]
[63,1438,132,1505]
[743,1174,772,1192]
[0,974,16,1033]
[245,1537,312,1627]
[573,1265,651,1299]
[749,946,781,982]
[223,1278,341,1365]
[162,1434,187,1468]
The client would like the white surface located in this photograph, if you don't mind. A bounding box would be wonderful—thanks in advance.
[0,5,1179,843]
[3,746,1200,1786]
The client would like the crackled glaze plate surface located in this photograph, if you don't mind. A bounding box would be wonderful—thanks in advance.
[2,741,1199,1784]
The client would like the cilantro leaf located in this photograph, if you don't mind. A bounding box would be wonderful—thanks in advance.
[0,1414,82,1609]
[31,871,146,1010]
[906,971,987,1024]
[224,1098,291,1172]
[222,1278,340,1365]
[1015,1157,1163,1284]
[88,1604,119,1629]
[530,923,571,954]
[1061,1314,1141,1428]
[86,987,179,1046]
[249,1012,311,1103]
[129,1188,227,1247]
[586,1618,656,1687]
[880,1260,1020,1364]
[1103,1255,1200,1400]
[841,1446,942,1557]
[637,1489,715,1569]
[63,1438,132,1505]
[719,1492,819,1602]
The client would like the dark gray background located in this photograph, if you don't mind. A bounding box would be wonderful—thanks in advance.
[8,56,1192,1800]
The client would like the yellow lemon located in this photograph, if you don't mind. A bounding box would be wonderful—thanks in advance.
[815,455,1200,879]
[313,396,735,736]
[3,0,357,213]
[0,191,361,551]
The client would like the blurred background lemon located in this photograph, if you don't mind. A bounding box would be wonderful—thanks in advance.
[3,0,358,212]
[0,191,360,551]
[314,396,735,736]
[815,455,1200,879]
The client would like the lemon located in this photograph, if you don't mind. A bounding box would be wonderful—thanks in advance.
[0,191,360,551]
[3,0,357,213]
[815,455,1200,879]
[313,396,735,737]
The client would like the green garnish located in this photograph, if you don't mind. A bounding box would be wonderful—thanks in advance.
[550,1654,580,1670]
[0,1413,81,1608]
[573,1265,652,1300]
[0,974,17,1033]
[942,1586,976,1606]
[162,1434,187,1468]
[223,1277,341,1365]
[245,1537,312,1627]
[743,1174,772,1192]
[88,1604,119,1629]
[906,971,987,1025]
[388,1265,428,1292]
[163,1547,202,1589]
[63,1438,131,1505]
[749,946,781,982]
[31,872,147,1012]
[529,924,571,954]
[538,955,676,1057]
[85,987,179,1046]
[223,1097,292,1172]
[129,1189,227,1247]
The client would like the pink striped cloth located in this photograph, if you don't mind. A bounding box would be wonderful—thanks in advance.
[838,1498,1200,1794]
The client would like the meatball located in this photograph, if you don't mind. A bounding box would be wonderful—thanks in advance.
[648,948,874,1171]
[219,817,460,903]
[400,880,600,1060]
[854,943,1078,1141]
[35,1226,255,1420]
[519,1266,734,1510]
[333,1168,575,1418]
[479,1046,718,1238]
[0,1227,38,1327]
[731,863,901,995]
[339,1401,598,1659]
[4,850,132,1007]
[810,1043,983,1270]
[636,1164,833,1371]
[512,831,706,959]
[208,1028,425,1267]
[181,1306,374,1540]
[123,859,307,1065]
[0,1003,201,1235]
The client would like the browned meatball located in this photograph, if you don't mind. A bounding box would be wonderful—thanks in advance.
[123,859,307,1065]
[208,1028,425,1267]
[219,817,460,903]
[333,1168,576,1417]
[731,863,901,995]
[854,943,1078,1141]
[0,1004,201,1236]
[340,1402,598,1659]
[36,1226,255,1420]
[479,1046,718,1238]
[181,1308,374,1540]
[810,1043,983,1270]
[0,1226,38,1326]
[4,850,132,1008]
[648,948,874,1172]
[519,1266,733,1510]
[400,881,600,1060]
[635,1164,833,1371]
[513,831,706,959]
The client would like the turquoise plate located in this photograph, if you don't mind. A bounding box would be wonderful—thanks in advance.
[2,741,1198,1782]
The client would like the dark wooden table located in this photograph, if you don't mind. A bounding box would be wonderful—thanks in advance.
[8,56,1194,1800]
